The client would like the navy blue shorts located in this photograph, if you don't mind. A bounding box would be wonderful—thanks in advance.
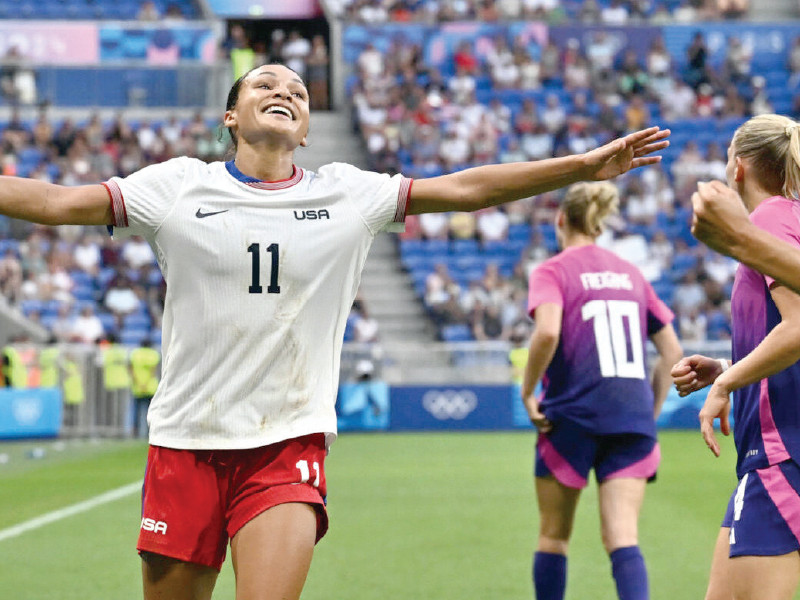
[721,460,800,557]
[535,419,660,490]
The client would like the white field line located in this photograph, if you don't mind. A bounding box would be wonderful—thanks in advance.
[0,480,142,542]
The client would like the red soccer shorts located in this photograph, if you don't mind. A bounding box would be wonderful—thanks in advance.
[137,433,328,570]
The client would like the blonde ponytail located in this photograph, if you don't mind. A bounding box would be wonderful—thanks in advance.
[562,182,619,237]
[786,123,800,200]
[733,114,800,199]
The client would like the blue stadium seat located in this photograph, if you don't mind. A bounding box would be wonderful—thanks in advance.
[440,324,473,342]
[121,328,148,346]
[124,313,152,330]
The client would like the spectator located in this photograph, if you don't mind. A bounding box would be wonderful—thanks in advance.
[73,234,101,276]
[51,304,76,343]
[71,304,105,344]
[678,306,708,342]
[103,274,141,327]
[0,247,21,304]
[618,51,649,99]
[351,299,380,344]
[472,303,509,341]
[499,138,528,164]
[723,36,752,85]
[624,95,651,132]
[425,264,464,325]
[282,31,312,80]
[0,46,36,106]
[122,236,156,270]
[306,35,329,111]
[449,212,477,240]
[476,206,510,243]
[517,48,542,90]
[453,40,479,75]
[448,65,477,105]
[439,126,471,171]
[685,32,711,90]
[674,270,706,314]
[419,211,450,241]
[788,36,800,89]
[717,0,749,18]
[540,94,567,135]
[137,0,160,21]
[749,75,773,115]
[600,0,630,25]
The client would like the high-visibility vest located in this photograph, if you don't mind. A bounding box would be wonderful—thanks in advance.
[63,359,85,405]
[231,47,255,80]
[130,347,160,397]
[2,346,27,389]
[103,345,130,390]
[509,346,529,386]
[39,347,60,388]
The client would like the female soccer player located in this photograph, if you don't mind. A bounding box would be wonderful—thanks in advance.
[0,64,668,600]
[672,114,800,600]
[522,182,682,600]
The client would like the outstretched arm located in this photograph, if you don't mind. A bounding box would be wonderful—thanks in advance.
[408,126,669,214]
[0,177,111,226]
[692,180,800,295]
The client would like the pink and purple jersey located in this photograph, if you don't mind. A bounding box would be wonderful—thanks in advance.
[528,245,674,435]
[731,197,800,478]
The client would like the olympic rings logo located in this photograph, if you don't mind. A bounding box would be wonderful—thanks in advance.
[422,390,478,420]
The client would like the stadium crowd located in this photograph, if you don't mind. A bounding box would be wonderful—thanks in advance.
[338,0,752,24]
[346,10,800,344]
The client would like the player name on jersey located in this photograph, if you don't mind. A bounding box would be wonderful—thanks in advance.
[579,271,634,291]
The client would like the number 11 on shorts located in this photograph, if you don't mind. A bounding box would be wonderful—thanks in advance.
[296,459,320,487]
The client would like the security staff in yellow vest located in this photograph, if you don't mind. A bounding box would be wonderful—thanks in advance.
[38,347,60,388]
[130,339,160,438]
[102,336,131,435]
[1,346,27,389]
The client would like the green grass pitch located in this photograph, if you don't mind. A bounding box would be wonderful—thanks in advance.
[0,430,785,599]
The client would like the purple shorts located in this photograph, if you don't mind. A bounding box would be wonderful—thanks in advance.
[535,419,660,490]
[721,460,800,557]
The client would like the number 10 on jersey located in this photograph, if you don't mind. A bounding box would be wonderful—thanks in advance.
[581,299,645,379]
[247,243,280,294]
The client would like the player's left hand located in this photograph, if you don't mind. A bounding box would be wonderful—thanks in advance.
[584,127,670,181]
[698,380,732,457]
[526,397,553,433]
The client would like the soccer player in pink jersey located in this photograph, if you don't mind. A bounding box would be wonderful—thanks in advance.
[0,64,669,600]
[522,182,682,600]
[673,114,800,600]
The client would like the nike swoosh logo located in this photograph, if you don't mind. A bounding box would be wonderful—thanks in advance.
[196,208,229,219]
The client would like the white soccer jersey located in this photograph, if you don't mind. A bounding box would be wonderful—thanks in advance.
[104,157,411,450]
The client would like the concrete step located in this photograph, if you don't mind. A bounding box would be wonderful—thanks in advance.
[370,305,428,320]
[359,288,419,305]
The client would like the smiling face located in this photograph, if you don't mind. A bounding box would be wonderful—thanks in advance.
[223,64,310,151]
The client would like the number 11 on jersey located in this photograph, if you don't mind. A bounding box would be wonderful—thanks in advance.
[247,242,281,294]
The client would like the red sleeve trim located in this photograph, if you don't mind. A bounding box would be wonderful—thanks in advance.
[102,180,128,227]
[393,177,413,223]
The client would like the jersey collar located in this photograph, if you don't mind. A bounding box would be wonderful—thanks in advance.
[225,160,303,190]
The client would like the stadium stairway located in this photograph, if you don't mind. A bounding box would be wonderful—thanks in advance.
[297,111,447,366]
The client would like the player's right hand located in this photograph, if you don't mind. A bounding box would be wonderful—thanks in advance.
[671,354,723,397]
